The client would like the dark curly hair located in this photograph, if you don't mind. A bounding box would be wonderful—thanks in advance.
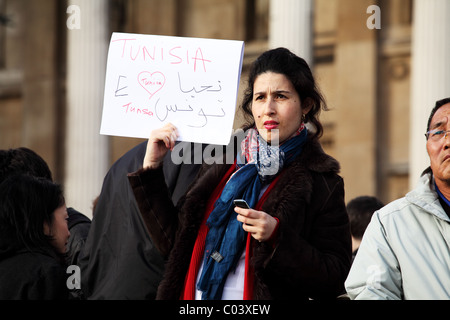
[240,47,328,139]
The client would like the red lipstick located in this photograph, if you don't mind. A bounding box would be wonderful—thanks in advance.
[264,120,279,130]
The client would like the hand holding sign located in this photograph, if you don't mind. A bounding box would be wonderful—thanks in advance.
[143,122,179,169]
[100,33,244,145]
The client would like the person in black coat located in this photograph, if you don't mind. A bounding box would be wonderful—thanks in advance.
[0,147,91,299]
[0,174,70,300]
[0,147,91,270]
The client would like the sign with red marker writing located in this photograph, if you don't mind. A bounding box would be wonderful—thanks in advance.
[100,32,245,145]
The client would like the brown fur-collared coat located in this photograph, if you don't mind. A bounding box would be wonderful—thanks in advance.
[128,137,352,300]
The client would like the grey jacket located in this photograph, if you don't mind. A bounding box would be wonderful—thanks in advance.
[345,173,450,300]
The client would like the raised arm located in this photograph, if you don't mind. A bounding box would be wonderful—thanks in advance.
[128,123,180,257]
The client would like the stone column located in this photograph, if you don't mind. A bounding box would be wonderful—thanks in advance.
[22,0,58,176]
[409,0,450,187]
[333,0,378,201]
[268,0,313,65]
[65,0,109,218]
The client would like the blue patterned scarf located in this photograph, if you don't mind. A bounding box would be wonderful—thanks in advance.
[197,127,308,300]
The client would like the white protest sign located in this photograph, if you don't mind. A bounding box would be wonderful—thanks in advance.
[100,32,245,145]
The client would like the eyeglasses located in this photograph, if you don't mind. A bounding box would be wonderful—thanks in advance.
[425,129,450,141]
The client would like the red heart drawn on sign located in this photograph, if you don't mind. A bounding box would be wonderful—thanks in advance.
[137,71,166,99]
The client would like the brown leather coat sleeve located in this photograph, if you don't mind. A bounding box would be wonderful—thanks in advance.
[128,167,178,257]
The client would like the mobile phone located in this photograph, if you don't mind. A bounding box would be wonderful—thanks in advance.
[234,199,250,209]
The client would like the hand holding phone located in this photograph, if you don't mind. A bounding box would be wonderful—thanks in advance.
[234,199,250,209]
[234,199,251,226]
[234,199,278,242]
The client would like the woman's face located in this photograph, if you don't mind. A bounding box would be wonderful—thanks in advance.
[251,72,310,144]
[44,204,70,254]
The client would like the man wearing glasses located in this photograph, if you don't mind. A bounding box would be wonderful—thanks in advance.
[345,97,450,300]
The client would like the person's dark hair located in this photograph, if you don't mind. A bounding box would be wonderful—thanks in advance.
[426,97,450,133]
[0,147,53,182]
[240,47,328,139]
[347,196,384,239]
[0,174,64,253]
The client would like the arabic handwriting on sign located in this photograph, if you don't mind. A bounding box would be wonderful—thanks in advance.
[154,98,194,122]
[188,107,226,128]
[137,71,166,100]
[154,97,226,128]
[177,72,222,94]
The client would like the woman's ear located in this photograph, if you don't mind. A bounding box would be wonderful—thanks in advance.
[43,222,51,236]
[302,97,313,115]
